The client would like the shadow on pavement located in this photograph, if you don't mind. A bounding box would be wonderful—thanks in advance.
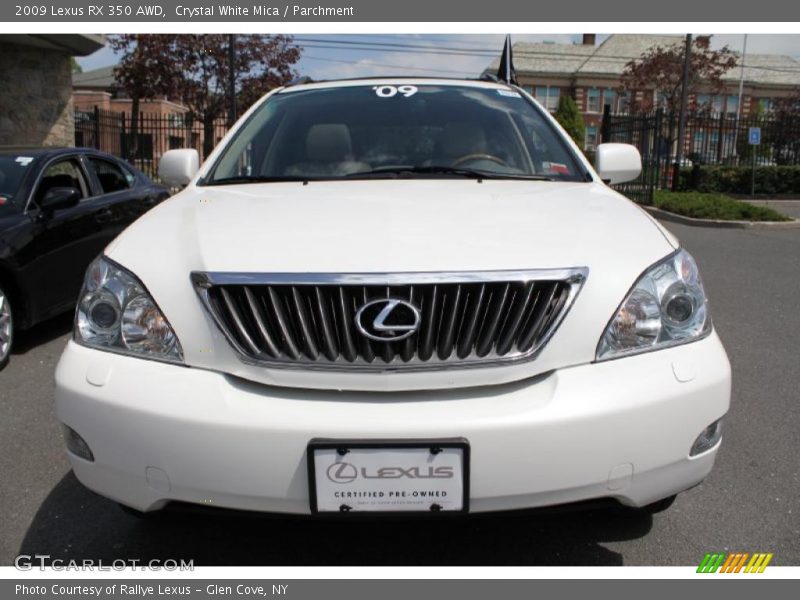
[12,312,73,355]
[19,472,652,566]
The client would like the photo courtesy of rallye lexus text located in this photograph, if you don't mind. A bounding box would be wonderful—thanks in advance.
[54,77,731,518]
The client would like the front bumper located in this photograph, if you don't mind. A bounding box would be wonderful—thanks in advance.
[55,333,731,514]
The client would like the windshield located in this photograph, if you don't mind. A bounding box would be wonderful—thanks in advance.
[0,155,34,215]
[204,84,587,184]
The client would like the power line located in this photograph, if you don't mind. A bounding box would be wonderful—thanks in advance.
[295,42,498,59]
[301,54,477,76]
[290,37,800,74]
[294,36,501,55]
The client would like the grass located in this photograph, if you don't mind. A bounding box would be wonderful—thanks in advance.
[652,190,793,222]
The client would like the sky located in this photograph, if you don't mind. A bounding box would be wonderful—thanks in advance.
[76,34,800,80]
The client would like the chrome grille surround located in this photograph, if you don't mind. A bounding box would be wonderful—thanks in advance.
[191,268,588,372]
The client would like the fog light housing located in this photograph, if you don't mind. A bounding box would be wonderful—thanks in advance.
[690,419,723,456]
[63,425,94,462]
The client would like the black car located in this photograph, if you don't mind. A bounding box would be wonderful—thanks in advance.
[0,147,170,368]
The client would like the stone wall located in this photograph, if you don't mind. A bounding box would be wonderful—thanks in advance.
[0,42,74,147]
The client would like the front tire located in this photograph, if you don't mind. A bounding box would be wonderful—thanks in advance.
[0,285,13,370]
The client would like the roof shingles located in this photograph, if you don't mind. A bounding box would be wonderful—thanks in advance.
[493,34,800,88]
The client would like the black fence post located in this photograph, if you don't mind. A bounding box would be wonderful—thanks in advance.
[120,111,128,161]
[92,106,100,150]
[601,104,611,143]
[651,108,664,202]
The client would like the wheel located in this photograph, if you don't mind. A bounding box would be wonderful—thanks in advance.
[0,284,13,370]
[452,153,508,167]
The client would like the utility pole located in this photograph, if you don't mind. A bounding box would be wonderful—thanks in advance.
[227,34,237,127]
[672,33,692,191]
[733,34,748,161]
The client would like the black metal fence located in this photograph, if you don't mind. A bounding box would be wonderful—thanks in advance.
[600,108,667,204]
[601,106,800,203]
[74,108,229,179]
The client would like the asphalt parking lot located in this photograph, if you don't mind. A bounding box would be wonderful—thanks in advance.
[0,220,798,567]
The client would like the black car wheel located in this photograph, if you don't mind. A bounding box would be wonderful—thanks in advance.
[0,284,12,369]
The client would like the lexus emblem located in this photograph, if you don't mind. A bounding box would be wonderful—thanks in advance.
[326,462,358,484]
[354,298,421,342]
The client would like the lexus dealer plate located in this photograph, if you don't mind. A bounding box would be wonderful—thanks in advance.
[308,439,469,513]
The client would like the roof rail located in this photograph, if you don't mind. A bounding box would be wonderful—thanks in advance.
[285,76,314,87]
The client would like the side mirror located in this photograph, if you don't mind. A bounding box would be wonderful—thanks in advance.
[595,143,642,185]
[158,149,200,187]
[39,187,81,213]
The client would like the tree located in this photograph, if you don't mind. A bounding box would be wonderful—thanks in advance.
[109,35,174,162]
[167,34,300,158]
[620,36,738,114]
[770,89,800,165]
[111,34,301,159]
[554,95,586,150]
[70,57,83,74]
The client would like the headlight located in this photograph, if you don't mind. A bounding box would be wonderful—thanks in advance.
[596,249,711,361]
[76,256,183,363]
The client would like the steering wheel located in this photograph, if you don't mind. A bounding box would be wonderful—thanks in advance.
[451,153,508,167]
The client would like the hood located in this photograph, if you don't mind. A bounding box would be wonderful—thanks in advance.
[106,180,677,391]
[111,179,673,273]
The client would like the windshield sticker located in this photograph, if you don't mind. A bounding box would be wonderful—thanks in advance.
[373,85,418,98]
[15,156,33,166]
[497,90,522,98]
[544,162,571,175]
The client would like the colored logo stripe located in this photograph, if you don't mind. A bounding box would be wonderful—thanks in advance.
[697,552,773,573]
[745,553,773,573]
[720,553,749,573]
[697,553,726,573]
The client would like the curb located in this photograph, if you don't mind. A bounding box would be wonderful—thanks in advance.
[741,200,800,207]
[643,206,800,230]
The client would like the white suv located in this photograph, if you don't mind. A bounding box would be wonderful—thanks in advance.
[55,78,730,516]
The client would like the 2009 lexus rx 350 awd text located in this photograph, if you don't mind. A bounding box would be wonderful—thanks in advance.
[54,78,731,517]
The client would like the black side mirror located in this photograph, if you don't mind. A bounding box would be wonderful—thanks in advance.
[39,187,81,213]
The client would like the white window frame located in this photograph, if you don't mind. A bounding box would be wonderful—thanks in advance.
[535,86,561,112]
[585,126,599,151]
[587,88,601,114]
[602,88,617,113]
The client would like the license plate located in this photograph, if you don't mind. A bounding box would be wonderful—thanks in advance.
[308,439,469,514]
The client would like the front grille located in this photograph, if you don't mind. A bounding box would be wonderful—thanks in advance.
[192,269,586,371]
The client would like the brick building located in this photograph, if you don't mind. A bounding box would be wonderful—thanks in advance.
[72,65,189,118]
[487,34,800,151]
[72,65,227,172]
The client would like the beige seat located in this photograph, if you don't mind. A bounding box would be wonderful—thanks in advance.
[285,124,370,177]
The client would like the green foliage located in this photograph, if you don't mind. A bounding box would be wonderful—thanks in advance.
[554,95,586,149]
[70,57,82,74]
[620,36,738,114]
[109,34,301,158]
[653,190,791,221]
[677,165,800,195]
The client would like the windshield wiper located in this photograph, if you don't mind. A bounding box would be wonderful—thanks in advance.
[205,168,557,185]
[204,175,310,186]
[344,165,555,181]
